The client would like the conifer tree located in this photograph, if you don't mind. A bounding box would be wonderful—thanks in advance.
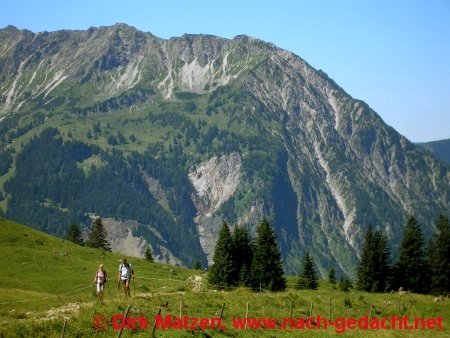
[356,226,374,291]
[144,246,154,262]
[86,217,111,252]
[250,218,286,291]
[428,214,450,294]
[232,225,253,286]
[296,252,319,290]
[66,223,84,246]
[392,217,429,293]
[208,222,235,288]
[371,229,391,292]
[356,226,391,292]
[328,267,337,284]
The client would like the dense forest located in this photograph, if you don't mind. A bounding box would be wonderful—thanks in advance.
[3,128,205,266]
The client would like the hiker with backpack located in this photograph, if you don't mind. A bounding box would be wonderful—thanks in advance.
[118,258,134,297]
[93,264,107,301]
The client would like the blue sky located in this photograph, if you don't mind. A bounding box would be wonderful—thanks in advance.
[1,0,449,142]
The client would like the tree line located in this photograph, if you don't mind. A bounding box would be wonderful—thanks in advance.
[208,218,323,292]
[69,214,450,296]
[356,214,450,295]
[208,218,286,291]
[209,214,450,295]
[66,217,154,261]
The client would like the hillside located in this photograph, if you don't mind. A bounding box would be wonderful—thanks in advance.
[0,218,448,337]
[417,139,450,165]
[0,24,449,278]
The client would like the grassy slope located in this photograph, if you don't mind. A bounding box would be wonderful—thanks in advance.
[0,218,449,337]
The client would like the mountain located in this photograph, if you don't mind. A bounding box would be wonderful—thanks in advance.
[417,139,450,165]
[0,24,448,277]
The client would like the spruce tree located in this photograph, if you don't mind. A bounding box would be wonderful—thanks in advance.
[232,225,254,286]
[392,217,429,293]
[66,223,84,246]
[86,217,112,252]
[250,218,286,291]
[428,214,450,294]
[328,267,337,284]
[356,226,391,292]
[208,222,236,288]
[356,226,374,291]
[144,246,154,262]
[371,229,391,292]
[296,252,319,290]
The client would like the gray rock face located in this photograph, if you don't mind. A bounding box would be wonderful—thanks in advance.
[0,24,448,277]
[189,152,243,263]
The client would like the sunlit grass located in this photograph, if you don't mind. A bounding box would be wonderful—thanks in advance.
[0,218,448,337]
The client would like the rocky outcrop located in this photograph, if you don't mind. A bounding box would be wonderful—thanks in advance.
[101,217,182,265]
[189,152,242,263]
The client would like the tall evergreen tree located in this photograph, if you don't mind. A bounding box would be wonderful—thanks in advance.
[208,222,236,288]
[356,226,391,292]
[66,223,84,246]
[371,229,391,292]
[86,217,111,252]
[356,226,374,291]
[428,214,450,294]
[232,225,254,286]
[250,218,286,291]
[328,267,337,284]
[296,252,319,290]
[392,217,429,293]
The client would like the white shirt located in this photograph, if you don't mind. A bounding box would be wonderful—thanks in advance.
[119,263,132,280]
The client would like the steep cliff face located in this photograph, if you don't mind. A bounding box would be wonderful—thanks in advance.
[189,152,243,263]
[0,24,448,277]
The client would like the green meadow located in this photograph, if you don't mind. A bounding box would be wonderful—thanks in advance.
[0,218,448,337]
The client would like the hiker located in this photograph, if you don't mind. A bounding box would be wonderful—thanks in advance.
[118,258,134,297]
[93,264,107,301]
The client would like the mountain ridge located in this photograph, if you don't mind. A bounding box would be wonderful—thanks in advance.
[417,139,450,165]
[0,24,448,278]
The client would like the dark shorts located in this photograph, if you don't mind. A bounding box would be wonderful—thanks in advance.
[121,278,131,285]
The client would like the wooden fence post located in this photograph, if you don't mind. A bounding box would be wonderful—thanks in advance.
[152,308,162,338]
[117,305,131,338]
[245,302,249,330]
[219,302,226,320]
